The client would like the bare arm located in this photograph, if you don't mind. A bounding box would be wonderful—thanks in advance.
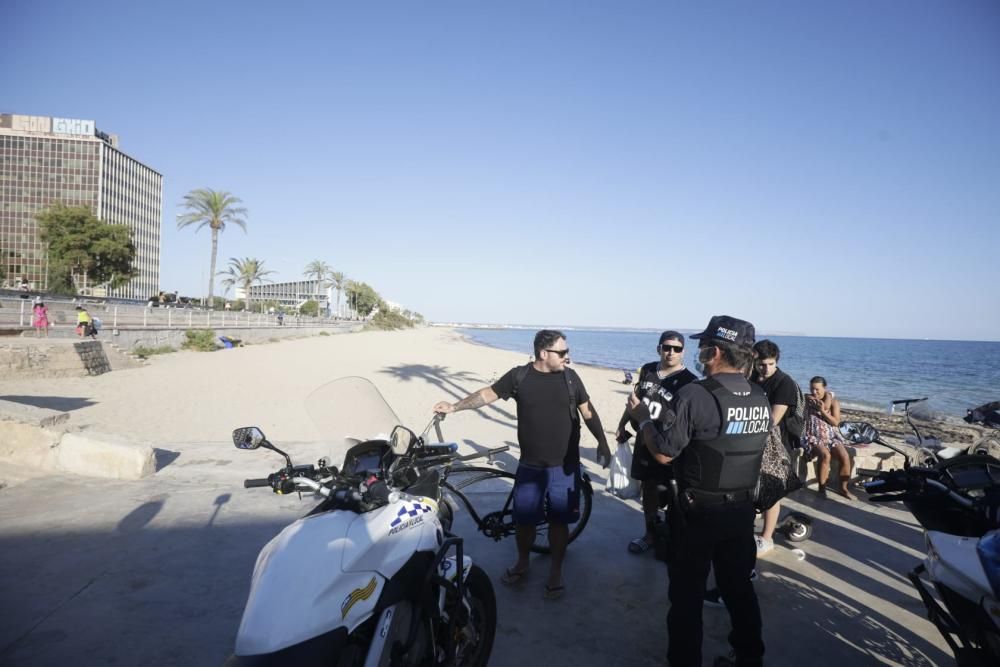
[579,401,612,467]
[578,401,607,442]
[432,387,499,414]
[820,395,841,427]
[771,403,788,425]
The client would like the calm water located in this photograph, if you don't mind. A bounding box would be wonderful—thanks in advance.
[457,327,1000,418]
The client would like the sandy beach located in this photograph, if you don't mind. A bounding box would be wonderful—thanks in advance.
[0,327,959,666]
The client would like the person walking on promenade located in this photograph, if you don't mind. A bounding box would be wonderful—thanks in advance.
[432,329,612,600]
[750,339,800,556]
[32,300,50,338]
[616,330,697,554]
[628,315,769,667]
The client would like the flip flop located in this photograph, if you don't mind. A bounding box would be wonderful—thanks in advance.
[628,537,653,554]
[543,584,565,600]
[500,567,528,586]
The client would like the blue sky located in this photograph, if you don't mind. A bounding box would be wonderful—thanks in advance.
[4,1,999,340]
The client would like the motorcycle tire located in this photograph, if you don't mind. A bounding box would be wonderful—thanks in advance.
[452,564,497,667]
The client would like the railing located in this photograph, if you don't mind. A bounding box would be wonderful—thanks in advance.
[0,297,355,330]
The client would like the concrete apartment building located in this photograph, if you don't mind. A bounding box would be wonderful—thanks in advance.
[0,113,162,300]
[244,279,334,312]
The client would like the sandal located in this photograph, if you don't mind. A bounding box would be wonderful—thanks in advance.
[500,567,528,586]
[628,537,653,554]
[543,584,565,600]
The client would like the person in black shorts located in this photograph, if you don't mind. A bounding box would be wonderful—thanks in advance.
[616,330,697,554]
[432,330,611,600]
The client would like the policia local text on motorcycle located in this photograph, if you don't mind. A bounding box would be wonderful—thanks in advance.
[628,315,770,667]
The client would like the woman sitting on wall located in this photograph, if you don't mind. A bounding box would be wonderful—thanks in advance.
[803,376,856,500]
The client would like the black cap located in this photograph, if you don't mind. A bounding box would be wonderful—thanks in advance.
[689,315,756,347]
[658,330,685,345]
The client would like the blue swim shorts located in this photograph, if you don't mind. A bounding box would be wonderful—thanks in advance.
[512,462,581,525]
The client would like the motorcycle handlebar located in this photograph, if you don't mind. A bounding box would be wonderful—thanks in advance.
[416,445,510,468]
[244,478,270,488]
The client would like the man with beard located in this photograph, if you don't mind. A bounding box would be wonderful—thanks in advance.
[616,330,697,554]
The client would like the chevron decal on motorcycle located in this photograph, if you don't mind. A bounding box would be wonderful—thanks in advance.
[389,502,435,528]
[341,577,378,619]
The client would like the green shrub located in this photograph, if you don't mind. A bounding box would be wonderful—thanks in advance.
[299,299,319,317]
[319,331,331,336]
[133,345,176,357]
[366,311,415,331]
[182,329,218,351]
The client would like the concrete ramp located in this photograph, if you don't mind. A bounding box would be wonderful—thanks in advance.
[0,339,142,380]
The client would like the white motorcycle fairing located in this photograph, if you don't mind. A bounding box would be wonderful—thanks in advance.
[235,493,443,656]
[925,530,1000,632]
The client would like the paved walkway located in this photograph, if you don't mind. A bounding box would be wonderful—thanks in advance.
[0,441,952,666]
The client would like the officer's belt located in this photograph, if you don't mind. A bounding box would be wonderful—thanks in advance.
[682,488,753,507]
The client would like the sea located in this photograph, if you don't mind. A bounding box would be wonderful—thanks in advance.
[456,327,1000,419]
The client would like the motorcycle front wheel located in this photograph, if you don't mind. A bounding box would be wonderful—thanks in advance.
[451,564,497,667]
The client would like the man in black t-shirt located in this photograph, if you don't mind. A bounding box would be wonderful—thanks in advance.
[616,330,697,554]
[432,330,611,600]
[751,339,798,557]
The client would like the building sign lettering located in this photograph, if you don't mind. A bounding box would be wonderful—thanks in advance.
[52,117,95,136]
[8,115,52,133]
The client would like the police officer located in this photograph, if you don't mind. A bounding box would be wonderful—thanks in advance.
[628,315,769,667]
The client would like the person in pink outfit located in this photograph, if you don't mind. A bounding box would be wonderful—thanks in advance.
[32,300,50,338]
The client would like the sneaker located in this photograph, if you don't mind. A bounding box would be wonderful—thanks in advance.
[703,587,724,607]
[755,535,774,556]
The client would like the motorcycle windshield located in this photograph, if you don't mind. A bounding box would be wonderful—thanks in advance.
[305,377,401,445]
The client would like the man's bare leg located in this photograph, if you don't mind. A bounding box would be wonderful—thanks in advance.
[509,524,535,575]
[547,522,569,588]
[761,503,780,542]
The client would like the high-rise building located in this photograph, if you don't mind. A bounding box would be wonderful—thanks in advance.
[0,113,162,300]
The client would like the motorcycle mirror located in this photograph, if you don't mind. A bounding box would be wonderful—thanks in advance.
[390,425,417,456]
[233,427,267,450]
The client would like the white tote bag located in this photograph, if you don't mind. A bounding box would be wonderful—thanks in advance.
[608,440,640,499]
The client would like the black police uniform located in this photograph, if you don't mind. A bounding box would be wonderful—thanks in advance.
[643,372,770,667]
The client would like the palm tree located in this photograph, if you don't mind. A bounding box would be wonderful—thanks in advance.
[218,257,274,313]
[329,271,346,318]
[177,189,248,304]
[303,260,331,312]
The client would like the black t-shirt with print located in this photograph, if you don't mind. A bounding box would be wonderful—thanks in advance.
[628,363,699,430]
[754,368,798,448]
[492,366,590,467]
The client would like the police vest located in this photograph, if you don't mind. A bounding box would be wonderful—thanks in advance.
[676,377,770,496]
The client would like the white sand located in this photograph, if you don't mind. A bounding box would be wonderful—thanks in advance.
[1,327,631,459]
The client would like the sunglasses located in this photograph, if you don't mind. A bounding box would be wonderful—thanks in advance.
[544,348,570,358]
[659,344,684,353]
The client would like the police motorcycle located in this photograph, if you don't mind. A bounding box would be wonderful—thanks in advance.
[862,446,1000,666]
[225,377,497,666]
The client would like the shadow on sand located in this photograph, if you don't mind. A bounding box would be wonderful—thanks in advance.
[0,395,97,412]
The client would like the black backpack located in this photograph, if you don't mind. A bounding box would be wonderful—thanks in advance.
[510,364,581,422]
[784,379,806,440]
